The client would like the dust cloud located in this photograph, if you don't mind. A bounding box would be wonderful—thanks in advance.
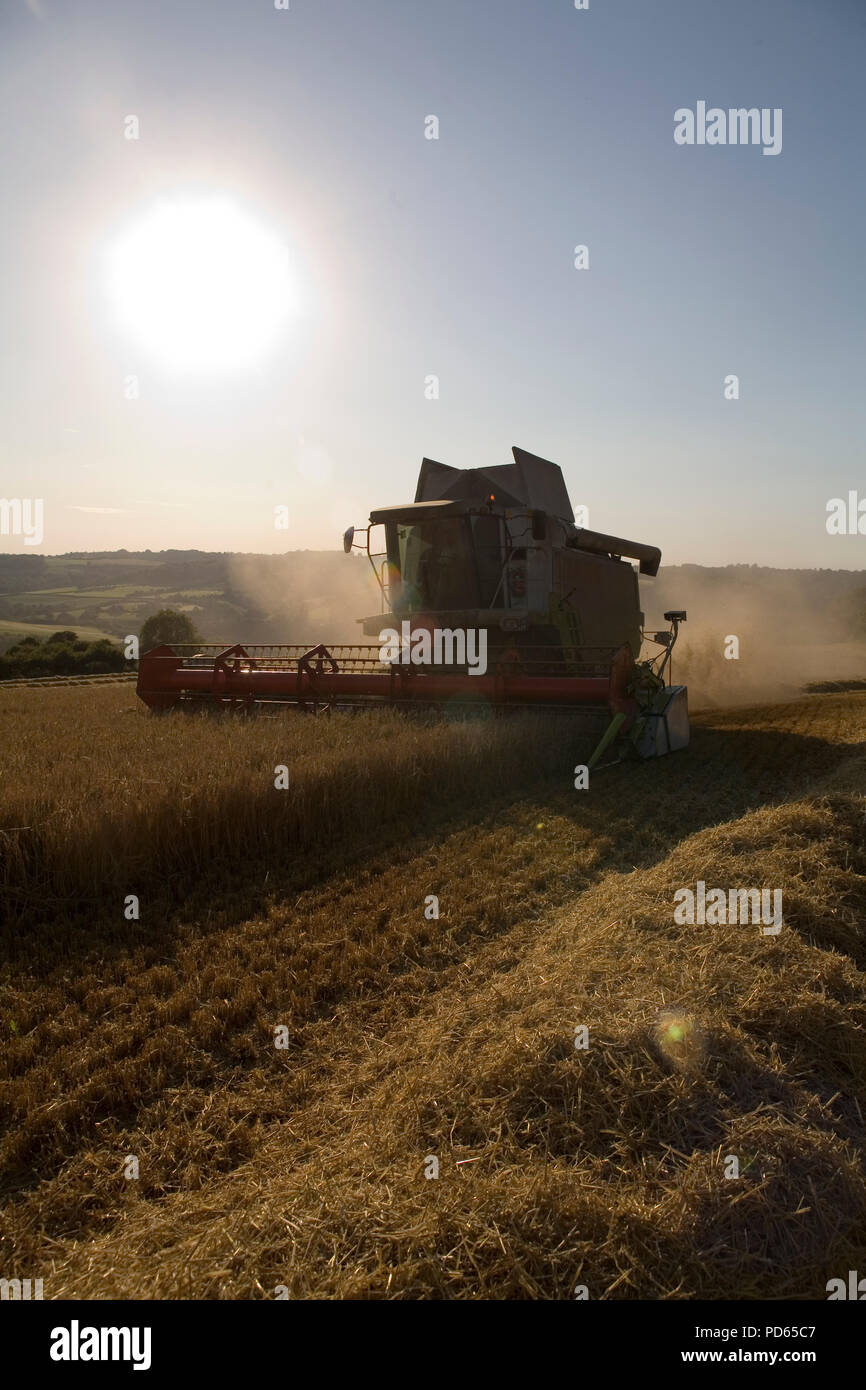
[226,552,380,645]
[644,565,866,708]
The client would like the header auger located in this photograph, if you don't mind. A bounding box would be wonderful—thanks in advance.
[137,447,689,766]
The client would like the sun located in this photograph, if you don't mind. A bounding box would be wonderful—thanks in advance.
[107,197,294,371]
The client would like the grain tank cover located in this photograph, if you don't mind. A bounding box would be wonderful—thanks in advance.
[414,446,575,522]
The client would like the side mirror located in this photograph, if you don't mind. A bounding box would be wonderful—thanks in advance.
[531,510,547,541]
[342,526,355,554]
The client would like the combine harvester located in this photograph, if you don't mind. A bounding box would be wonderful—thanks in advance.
[137,448,689,766]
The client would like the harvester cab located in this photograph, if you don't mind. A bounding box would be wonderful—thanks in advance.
[136,445,689,767]
[341,446,690,765]
[348,447,658,658]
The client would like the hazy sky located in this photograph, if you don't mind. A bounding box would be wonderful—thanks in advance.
[2,0,864,566]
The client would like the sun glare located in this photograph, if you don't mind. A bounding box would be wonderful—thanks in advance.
[107,197,294,371]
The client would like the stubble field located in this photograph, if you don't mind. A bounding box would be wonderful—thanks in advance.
[0,683,864,1298]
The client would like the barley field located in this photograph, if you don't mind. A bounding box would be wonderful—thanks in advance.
[0,683,864,1298]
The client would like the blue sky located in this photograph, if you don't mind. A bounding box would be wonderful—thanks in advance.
[2,0,864,565]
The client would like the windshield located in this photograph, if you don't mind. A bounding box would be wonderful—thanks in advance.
[386,518,478,612]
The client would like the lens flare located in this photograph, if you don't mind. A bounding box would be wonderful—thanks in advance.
[654,1009,705,1072]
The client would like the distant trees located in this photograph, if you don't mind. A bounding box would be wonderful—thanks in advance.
[139,609,202,651]
[0,609,206,680]
[0,631,129,679]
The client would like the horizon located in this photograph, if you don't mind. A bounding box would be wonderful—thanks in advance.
[1,546,864,576]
